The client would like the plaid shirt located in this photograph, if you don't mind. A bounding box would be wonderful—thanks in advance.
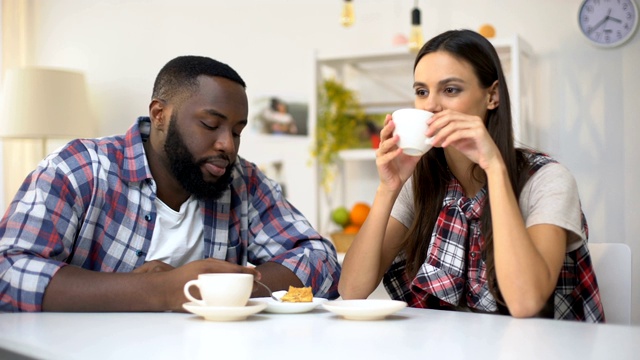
[0,117,341,312]
[384,152,605,322]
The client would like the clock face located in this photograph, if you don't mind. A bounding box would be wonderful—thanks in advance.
[579,0,639,47]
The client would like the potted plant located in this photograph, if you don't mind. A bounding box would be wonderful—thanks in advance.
[311,78,367,236]
[311,78,366,195]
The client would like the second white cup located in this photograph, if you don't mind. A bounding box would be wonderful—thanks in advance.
[392,108,434,156]
[183,273,254,307]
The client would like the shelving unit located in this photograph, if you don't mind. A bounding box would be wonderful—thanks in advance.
[338,148,376,161]
[310,35,534,234]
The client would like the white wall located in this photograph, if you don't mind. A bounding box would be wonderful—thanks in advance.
[0,3,4,212]
[7,0,639,323]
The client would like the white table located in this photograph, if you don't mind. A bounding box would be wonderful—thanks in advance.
[1,306,639,360]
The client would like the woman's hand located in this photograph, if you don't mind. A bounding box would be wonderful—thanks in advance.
[427,109,501,170]
[376,114,422,192]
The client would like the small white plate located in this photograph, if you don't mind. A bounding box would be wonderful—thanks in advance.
[182,300,267,321]
[253,290,328,314]
[322,299,407,320]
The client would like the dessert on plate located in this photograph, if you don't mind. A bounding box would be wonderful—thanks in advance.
[280,286,313,303]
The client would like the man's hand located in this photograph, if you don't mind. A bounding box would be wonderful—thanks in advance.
[132,260,175,273]
[153,258,260,312]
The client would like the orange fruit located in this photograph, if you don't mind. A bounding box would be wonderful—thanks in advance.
[343,224,361,234]
[349,202,371,226]
[478,24,496,38]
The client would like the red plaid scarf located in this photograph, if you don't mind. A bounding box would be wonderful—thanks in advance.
[383,152,605,322]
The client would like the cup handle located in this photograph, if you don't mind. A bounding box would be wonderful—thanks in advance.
[183,280,205,306]
[424,137,434,150]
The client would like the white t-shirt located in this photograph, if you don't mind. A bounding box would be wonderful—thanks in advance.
[145,195,204,267]
[391,162,586,252]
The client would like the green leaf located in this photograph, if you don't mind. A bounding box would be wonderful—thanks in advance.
[310,79,366,193]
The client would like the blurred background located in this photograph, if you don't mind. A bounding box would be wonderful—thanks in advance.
[0,0,638,323]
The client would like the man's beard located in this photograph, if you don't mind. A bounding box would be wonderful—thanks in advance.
[164,115,233,200]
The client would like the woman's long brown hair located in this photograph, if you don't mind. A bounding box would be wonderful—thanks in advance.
[403,29,532,312]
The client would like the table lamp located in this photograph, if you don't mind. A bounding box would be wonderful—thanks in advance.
[0,67,95,207]
[0,67,94,142]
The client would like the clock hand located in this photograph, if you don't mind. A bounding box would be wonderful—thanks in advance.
[588,9,612,34]
[608,16,622,23]
[588,15,610,34]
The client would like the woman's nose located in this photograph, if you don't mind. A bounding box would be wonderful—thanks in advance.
[416,95,440,113]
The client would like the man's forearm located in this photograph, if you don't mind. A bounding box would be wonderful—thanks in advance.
[253,261,303,296]
[42,265,168,312]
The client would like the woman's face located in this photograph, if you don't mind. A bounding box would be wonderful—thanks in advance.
[413,51,494,119]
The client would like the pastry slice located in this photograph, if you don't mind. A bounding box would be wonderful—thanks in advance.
[280,286,313,303]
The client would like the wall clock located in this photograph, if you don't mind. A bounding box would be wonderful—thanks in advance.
[578,0,639,48]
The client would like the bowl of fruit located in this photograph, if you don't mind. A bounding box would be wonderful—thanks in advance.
[329,202,370,253]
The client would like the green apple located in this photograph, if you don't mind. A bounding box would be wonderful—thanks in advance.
[331,206,350,227]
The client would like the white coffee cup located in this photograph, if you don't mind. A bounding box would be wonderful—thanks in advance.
[392,108,435,156]
[183,273,254,307]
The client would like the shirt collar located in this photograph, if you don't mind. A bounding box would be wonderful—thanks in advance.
[119,116,154,183]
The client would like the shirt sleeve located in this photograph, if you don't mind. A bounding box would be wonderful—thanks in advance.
[244,169,341,299]
[0,154,82,311]
[519,162,587,249]
[390,177,415,229]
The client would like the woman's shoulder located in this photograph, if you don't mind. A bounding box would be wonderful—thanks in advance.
[517,150,585,243]
[518,152,580,211]
[519,151,575,185]
[519,149,556,171]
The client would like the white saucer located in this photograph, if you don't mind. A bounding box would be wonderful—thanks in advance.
[253,291,328,314]
[322,299,407,320]
[182,300,267,321]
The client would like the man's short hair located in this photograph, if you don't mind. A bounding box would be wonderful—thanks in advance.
[152,55,246,103]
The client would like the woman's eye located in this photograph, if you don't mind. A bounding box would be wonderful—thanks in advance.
[444,87,460,94]
[415,89,428,97]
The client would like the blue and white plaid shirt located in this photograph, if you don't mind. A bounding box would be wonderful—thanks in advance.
[0,117,341,311]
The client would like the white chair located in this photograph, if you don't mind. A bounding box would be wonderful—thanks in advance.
[588,242,632,325]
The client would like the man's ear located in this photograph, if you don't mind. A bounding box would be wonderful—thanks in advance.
[149,99,167,128]
[487,80,500,110]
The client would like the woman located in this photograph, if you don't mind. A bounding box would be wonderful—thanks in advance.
[338,29,604,322]
[261,98,298,135]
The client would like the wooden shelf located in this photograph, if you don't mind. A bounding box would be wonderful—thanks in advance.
[316,47,414,65]
[338,149,376,161]
[315,35,532,65]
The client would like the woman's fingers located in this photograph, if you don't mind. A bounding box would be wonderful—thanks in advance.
[428,111,484,147]
[440,130,480,150]
[376,147,403,169]
[380,115,395,140]
[377,119,401,158]
[437,125,484,148]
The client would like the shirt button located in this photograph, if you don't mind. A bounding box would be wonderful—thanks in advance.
[136,250,144,257]
[144,214,152,221]
[470,252,476,258]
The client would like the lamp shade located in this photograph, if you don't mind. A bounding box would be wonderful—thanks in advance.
[0,67,94,139]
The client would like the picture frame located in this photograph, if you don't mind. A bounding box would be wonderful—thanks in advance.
[251,96,308,136]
